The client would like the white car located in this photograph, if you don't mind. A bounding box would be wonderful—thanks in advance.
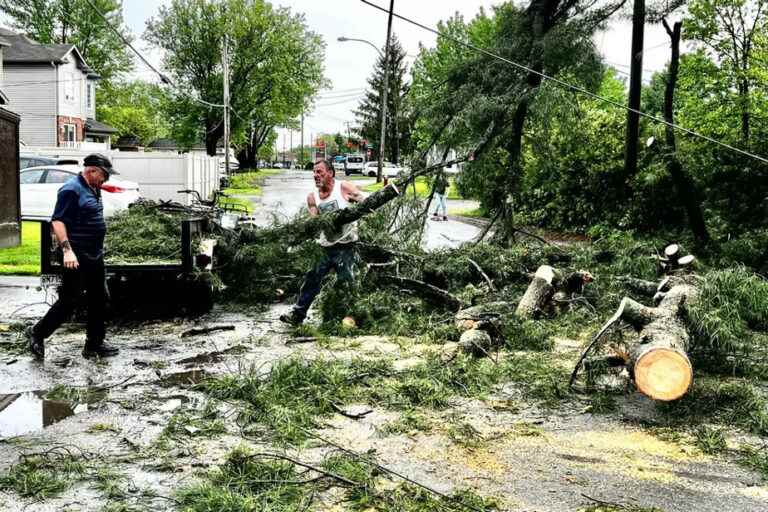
[344,155,366,175]
[20,165,141,220]
[363,161,403,178]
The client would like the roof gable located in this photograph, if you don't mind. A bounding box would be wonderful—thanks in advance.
[0,28,89,69]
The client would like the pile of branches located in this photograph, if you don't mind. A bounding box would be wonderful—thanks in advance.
[104,201,190,264]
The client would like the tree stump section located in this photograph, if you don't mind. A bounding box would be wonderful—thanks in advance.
[515,265,561,318]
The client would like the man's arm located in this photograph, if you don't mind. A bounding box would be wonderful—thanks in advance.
[51,190,80,269]
[307,192,319,217]
[340,181,365,203]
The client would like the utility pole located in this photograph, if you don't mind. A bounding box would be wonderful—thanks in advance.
[289,129,293,168]
[376,0,395,183]
[222,34,231,177]
[282,132,286,167]
[623,0,645,199]
[300,111,304,166]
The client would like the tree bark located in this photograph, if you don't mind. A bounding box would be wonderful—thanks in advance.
[623,0,645,199]
[516,265,562,318]
[662,19,709,244]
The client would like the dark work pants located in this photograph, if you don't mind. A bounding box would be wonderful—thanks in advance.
[34,256,106,345]
[293,243,357,319]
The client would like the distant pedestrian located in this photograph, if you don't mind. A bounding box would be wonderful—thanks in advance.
[431,171,449,221]
[26,154,120,360]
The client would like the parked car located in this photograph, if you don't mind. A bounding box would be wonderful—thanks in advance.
[333,156,346,173]
[19,165,140,220]
[344,155,365,175]
[20,154,80,170]
[362,161,403,178]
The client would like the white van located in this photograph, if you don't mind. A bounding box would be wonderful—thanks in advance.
[344,155,365,175]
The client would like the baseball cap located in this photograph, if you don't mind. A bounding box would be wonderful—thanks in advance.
[83,153,118,177]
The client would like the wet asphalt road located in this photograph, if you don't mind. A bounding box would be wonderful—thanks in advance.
[244,170,482,250]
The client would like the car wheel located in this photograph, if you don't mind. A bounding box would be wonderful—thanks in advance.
[368,171,375,177]
[345,170,351,176]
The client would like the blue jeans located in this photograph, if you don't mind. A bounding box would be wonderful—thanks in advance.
[433,193,447,216]
[293,243,358,319]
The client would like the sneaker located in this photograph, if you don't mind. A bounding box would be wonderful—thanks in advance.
[279,309,305,326]
[443,216,448,221]
[26,327,44,360]
[82,342,120,359]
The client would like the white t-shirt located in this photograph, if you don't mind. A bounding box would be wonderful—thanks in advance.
[313,180,359,247]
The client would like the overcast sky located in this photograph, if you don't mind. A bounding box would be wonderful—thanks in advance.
[5,1,682,151]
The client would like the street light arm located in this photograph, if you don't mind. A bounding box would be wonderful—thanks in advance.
[337,36,383,58]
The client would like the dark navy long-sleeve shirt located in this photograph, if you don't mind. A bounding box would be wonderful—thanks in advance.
[51,174,106,261]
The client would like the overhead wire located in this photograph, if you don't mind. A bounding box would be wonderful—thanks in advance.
[83,0,226,109]
[359,0,768,165]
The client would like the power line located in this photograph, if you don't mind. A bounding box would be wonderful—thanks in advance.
[359,0,768,165]
[83,0,225,109]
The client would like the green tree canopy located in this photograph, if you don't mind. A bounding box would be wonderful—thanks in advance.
[97,80,170,145]
[144,0,326,157]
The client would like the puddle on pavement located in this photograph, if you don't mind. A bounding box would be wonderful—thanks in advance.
[0,391,96,438]
[160,369,209,387]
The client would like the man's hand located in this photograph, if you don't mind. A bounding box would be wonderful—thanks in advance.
[63,247,79,269]
[341,181,365,203]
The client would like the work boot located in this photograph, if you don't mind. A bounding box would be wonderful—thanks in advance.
[82,341,120,359]
[279,309,305,326]
[26,327,44,360]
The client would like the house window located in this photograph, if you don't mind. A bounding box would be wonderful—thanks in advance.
[87,83,94,109]
[63,124,76,143]
[65,74,75,101]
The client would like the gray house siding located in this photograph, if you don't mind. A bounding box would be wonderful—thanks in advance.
[3,64,56,146]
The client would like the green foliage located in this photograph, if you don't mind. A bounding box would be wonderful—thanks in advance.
[161,401,226,440]
[693,425,728,454]
[98,81,170,145]
[657,378,768,435]
[104,203,186,263]
[688,268,768,373]
[502,317,554,351]
[379,409,433,435]
[177,445,308,511]
[0,452,84,498]
[0,0,134,83]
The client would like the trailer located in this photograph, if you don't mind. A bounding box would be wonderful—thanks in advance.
[40,218,216,318]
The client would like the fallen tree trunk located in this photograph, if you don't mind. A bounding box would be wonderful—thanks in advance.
[572,281,698,401]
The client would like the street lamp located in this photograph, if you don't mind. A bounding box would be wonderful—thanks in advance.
[337,36,383,58]
[337,27,392,183]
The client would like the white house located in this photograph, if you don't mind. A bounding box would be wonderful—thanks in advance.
[0,27,116,149]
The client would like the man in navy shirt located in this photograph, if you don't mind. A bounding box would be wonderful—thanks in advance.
[27,154,120,359]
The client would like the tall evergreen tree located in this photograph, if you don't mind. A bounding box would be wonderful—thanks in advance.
[354,34,411,164]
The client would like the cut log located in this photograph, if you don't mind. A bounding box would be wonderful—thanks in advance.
[515,265,562,318]
[459,329,493,357]
[592,283,696,401]
[664,244,680,259]
[677,255,695,267]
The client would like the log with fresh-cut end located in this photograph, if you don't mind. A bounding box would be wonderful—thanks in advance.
[571,281,698,401]
[632,346,693,401]
[677,255,695,266]
[664,244,680,259]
